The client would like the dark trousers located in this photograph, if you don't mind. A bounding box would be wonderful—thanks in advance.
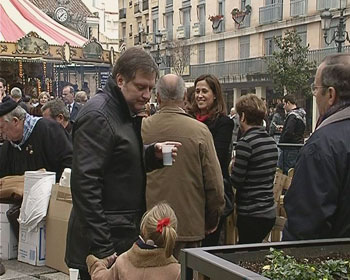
[237,215,275,244]
[79,269,91,280]
[278,148,300,175]
[201,218,225,247]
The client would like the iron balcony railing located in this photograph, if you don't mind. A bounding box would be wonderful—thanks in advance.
[290,0,307,17]
[316,0,346,10]
[186,45,350,79]
[259,2,283,25]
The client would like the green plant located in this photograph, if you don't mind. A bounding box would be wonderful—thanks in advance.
[262,248,350,280]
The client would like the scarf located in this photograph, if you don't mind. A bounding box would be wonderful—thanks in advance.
[11,113,41,151]
[196,113,210,122]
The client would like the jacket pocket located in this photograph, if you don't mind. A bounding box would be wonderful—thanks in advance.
[104,210,143,230]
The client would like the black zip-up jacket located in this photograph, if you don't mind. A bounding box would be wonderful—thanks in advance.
[65,77,162,271]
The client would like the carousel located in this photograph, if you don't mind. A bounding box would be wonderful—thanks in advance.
[0,0,117,97]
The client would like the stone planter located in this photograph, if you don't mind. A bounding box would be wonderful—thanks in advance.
[179,238,350,280]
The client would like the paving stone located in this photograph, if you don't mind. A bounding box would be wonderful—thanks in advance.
[40,272,69,280]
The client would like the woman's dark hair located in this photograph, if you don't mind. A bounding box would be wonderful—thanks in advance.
[193,74,227,119]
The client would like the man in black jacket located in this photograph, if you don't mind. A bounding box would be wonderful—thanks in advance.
[278,94,306,174]
[65,47,180,280]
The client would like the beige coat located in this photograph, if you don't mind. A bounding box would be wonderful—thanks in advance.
[87,244,180,280]
[142,106,225,241]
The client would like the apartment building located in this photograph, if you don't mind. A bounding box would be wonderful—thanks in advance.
[119,0,349,113]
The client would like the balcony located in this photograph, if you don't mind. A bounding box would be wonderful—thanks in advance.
[291,0,307,17]
[176,26,185,39]
[186,46,350,81]
[317,0,346,10]
[134,35,140,45]
[142,0,149,11]
[119,8,126,19]
[259,2,283,25]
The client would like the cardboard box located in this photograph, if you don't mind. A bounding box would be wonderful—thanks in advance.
[0,203,14,222]
[0,222,18,259]
[45,184,72,274]
[17,220,46,266]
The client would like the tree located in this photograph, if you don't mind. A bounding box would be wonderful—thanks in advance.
[167,40,193,76]
[265,30,316,98]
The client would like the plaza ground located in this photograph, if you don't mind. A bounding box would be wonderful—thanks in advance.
[0,259,68,280]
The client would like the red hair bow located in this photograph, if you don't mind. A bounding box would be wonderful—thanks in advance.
[156,217,170,233]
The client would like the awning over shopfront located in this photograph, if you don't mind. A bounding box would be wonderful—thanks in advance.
[0,0,87,47]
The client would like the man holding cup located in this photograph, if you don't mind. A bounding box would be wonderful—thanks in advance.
[65,48,180,280]
[142,74,225,258]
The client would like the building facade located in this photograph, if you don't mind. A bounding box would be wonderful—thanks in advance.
[119,0,349,128]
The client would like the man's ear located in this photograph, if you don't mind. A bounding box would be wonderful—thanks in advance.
[116,74,125,88]
[56,113,64,122]
[240,112,245,123]
[156,93,161,105]
[328,87,337,106]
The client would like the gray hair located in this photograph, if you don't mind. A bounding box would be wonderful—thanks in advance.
[42,99,70,121]
[10,87,22,99]
[156,75,185,101]
[321,63,350,101]
[112,47,159,83]
[3,106,26,122]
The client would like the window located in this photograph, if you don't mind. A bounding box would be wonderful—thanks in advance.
[198,43,205,63]
[165,12,173,41]
[198,4,206,36]
[264,30,282,55]
[218,0,225,32]
[152,7,159,43]
[183,7,191,39]
[240,0,251,28]
[239,36,250,58]
[129,24,133,37]
[218,40,225,61]
[295,25,307,47]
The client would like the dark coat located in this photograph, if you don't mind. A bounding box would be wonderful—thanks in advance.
[283,106,350,240]
[65,77,162,271]
[0,118,72,181]
[279,108,306,144]
[69,102,82,122]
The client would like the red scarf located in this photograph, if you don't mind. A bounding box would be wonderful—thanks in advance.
[196,113,210,122]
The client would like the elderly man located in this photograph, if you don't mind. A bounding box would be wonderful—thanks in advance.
[62,85,81,121]
[0,96,72,181]
[65,48,180,280]
[283,53,350,240]
[142,74,224,258]
[42,98,72,137]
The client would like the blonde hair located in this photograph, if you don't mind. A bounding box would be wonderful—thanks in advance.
[140,203,177,258]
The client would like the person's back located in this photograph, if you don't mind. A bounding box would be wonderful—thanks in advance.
[142,74,224,254]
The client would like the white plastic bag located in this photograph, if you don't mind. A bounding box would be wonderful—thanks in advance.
[18,171,56,231]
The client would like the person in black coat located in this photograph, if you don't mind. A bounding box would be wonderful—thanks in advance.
[62,85,82,122]
[65,48,181,280]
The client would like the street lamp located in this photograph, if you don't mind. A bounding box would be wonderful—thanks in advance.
[154,30,163,67]
[321,6,350,53]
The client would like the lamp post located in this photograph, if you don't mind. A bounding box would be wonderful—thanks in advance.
[154,30,163,67]
[321,5,350,53]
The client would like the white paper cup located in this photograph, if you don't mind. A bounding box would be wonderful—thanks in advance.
[69,268,80,280]
[162,144,174,166]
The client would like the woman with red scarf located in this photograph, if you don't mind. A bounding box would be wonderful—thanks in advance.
[192,74,234,246]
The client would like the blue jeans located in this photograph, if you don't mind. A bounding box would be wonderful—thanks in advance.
[278,148,300,175]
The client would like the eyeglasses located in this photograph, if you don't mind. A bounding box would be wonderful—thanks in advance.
[310,83,327,93]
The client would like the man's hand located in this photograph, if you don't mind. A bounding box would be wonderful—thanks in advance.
[154,141,182,162]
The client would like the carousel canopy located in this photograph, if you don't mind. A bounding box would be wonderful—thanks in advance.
[0,0,87,47]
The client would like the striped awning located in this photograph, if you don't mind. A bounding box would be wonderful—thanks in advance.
[0,0,87,47]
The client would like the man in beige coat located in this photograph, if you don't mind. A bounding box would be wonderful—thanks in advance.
[142,74,225,257]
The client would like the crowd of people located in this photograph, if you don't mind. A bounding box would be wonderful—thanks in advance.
[0,49,349,279]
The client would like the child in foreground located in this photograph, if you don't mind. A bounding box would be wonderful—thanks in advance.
[86,203,180,280]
